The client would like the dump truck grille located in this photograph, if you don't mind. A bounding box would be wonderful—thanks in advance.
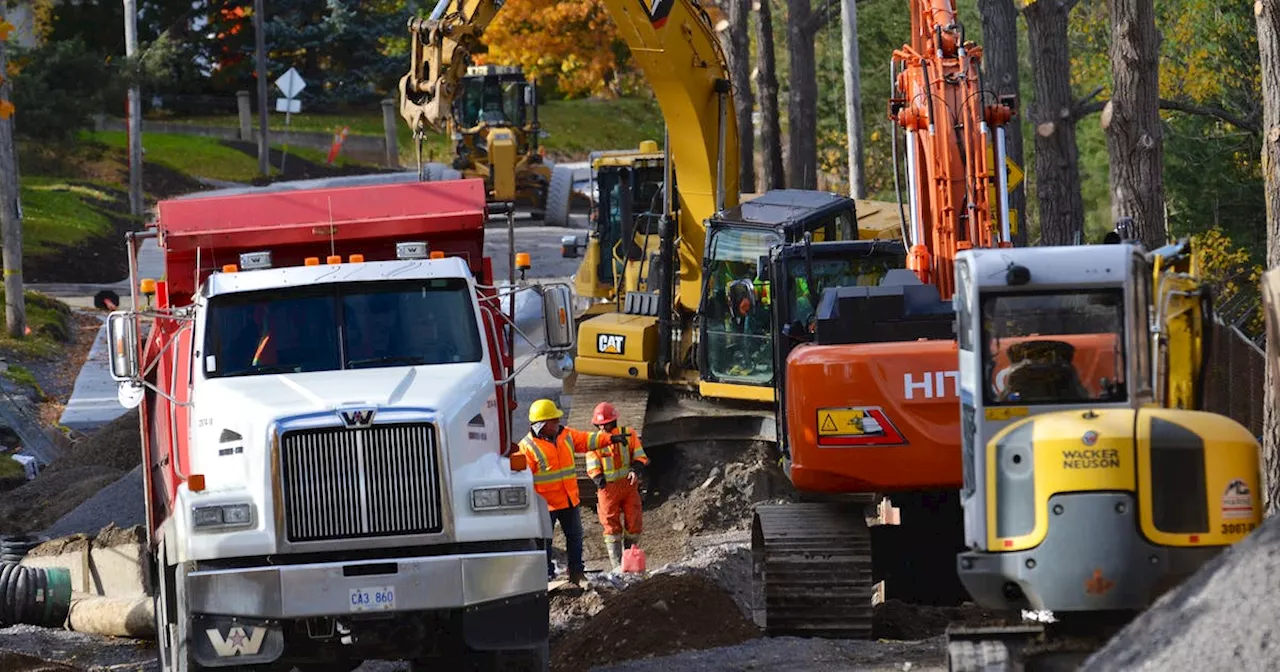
[279,423,444,542]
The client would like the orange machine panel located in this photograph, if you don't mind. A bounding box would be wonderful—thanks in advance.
[783,334,1121,496]
[784,339,962,494]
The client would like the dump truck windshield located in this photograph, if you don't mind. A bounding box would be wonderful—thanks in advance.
[980,290,1127,406]
[203,278,484,378]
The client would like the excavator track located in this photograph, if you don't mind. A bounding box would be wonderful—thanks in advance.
[751,501,876,639]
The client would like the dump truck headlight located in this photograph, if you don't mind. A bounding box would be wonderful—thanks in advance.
[471,486,529,511]
[192,503,255,530]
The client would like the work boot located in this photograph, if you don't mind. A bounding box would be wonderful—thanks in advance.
[606,539,623,570]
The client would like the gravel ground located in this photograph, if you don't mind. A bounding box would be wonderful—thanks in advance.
[0,624,158,670]
[41,466,145,539]
[591,636,946,672]
[1081,513,1280,672]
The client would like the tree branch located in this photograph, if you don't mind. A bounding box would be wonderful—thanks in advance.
[1070,86,1106,121]
[1072,95,1261,133]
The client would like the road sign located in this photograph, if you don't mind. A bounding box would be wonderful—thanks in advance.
[275,67,306,100]
[1006,157,1024,193]
[275,98,301,114]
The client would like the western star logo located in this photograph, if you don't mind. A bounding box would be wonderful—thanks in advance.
[597,334,626,355]
[207,626,267,657]
[338,406,376,429]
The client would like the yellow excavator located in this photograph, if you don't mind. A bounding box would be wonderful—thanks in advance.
[944,226,1262,670]
[397,0,905,491]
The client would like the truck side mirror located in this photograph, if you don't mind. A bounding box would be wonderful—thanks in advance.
[107,312,140,381]
[541,285,576,351]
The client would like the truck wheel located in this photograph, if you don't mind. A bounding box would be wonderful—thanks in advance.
[545,165,573,227]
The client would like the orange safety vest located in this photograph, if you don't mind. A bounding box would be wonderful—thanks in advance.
[518,427,607,511]
[586,426,649,485]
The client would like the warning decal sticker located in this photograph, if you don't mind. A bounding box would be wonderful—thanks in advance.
[816,406,907,447]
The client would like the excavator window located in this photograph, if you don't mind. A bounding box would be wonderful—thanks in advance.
[783,252,903,336]
[203,279,484,378]
[704,226,782,384]
[980,289,1128,406]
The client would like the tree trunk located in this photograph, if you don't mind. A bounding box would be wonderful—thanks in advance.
[1104,0,1166,249]
[755,0,784,190]
[730,0,756,193]
[840,0,865,198]
[978,0,1027,245]
[0,4,26,340]
[1257,0,1280,517]
[1022,0,1085,245]
[785,0,818,189]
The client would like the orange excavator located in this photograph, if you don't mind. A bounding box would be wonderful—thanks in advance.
[750,0,1020,638]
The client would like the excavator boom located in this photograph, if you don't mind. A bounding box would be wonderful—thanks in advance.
[400,0,737,310]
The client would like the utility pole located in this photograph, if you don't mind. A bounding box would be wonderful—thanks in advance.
[840,0,865,198]
[254,0,269,176]
[123,0,143,217]
[0,6,25,339]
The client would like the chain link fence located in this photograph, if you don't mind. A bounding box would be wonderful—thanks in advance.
[1204,317,1266,439]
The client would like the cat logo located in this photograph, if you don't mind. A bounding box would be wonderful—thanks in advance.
[597,334,626,355]
[207,626,267,657]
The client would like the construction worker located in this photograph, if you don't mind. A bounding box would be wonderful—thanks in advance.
[518,399,623,585]
[586,402,649,570]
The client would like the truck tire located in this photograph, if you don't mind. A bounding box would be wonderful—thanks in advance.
[545,165,573,227]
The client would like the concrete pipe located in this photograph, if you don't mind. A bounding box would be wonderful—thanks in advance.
[67,593,155,639]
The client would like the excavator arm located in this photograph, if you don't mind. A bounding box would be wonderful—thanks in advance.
[889,0,1015,299]
[398,0,738,310]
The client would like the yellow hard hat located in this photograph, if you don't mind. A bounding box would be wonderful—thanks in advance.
[529,399,563,423]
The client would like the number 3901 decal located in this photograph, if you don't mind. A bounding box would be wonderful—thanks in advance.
[1221,522,1256,535]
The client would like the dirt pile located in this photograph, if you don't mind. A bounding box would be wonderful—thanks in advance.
[1081,515,1280,672]
[550,573,760,672]
[0,410,140,534]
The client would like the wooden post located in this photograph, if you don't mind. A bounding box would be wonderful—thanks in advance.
[381,98,400,168]
[839,0,865,198]
[0,5,25,340]
[236,90,252,141]
[253,0,270,176]
[123,0,143,217]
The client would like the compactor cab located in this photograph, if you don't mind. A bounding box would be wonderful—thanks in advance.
[951,242,1262,622]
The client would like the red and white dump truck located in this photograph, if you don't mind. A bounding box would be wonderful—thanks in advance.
[106,177,574,671]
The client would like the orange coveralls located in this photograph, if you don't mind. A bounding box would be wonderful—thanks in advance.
[586,425,649,546]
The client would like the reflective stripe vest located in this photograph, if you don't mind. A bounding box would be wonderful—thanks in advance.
[518,427,608,510]
[585,426,649,485]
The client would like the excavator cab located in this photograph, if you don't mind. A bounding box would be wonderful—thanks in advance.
[946,242,1262,668]
[565,143,670,307]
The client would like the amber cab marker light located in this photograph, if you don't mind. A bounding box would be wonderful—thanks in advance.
[304,257,320,266]
[221,264,237,273]
[188,474,206,492]
[515,252,531,270]
[350,254,365,263]
[430,251,445,259]
[139,278,157,295]
[326,255,342,264]
[509,452,528,472]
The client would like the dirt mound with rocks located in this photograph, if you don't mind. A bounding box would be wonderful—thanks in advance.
[1081,514,1280,672]
[0,410,140,535]
[550,573,761,671]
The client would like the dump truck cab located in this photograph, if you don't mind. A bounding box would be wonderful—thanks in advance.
[106,178,575,672]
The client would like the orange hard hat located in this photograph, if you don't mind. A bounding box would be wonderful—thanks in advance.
[592,402,618,425]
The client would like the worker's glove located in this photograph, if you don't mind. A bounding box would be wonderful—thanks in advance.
[631,462,645,478]
[592,474,607,490]
[609,433,628,445]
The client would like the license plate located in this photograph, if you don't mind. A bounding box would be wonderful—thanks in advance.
[349,586,396,612]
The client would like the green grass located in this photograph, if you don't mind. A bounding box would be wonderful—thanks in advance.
[88,130,371,183]
[19,177,122,255]
[3,365,40,394]
[147,96,666,163]
[0,290,73,360]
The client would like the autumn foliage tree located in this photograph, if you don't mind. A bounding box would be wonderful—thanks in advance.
[480,0,639,98]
